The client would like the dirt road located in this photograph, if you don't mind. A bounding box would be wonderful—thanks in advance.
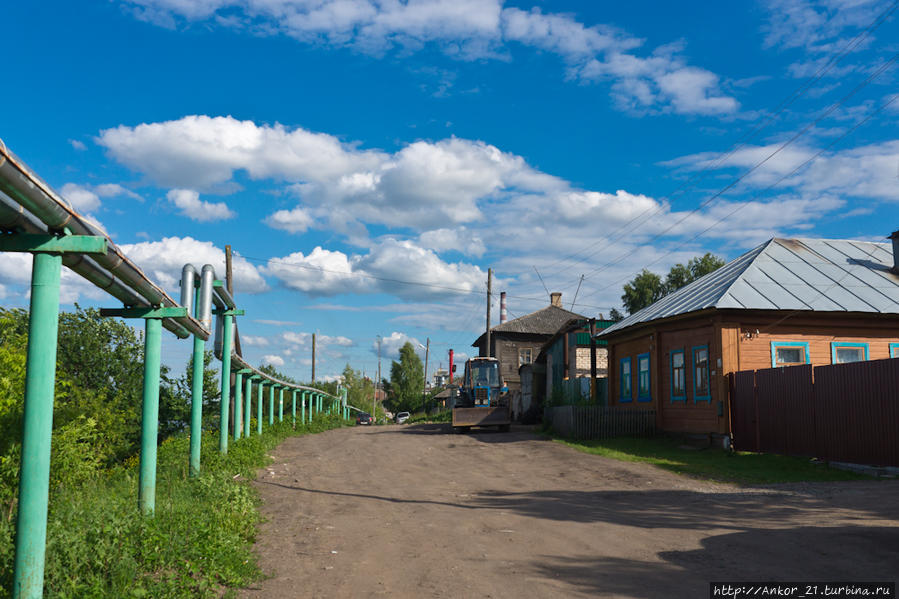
[241,424,899,598]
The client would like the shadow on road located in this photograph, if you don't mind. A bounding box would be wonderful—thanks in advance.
[528,526,899,598]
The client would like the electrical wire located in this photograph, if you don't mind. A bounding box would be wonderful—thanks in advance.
[540,0,899,282]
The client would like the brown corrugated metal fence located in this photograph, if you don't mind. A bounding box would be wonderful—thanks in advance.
[729,357,899,467]
[544,405,656,440]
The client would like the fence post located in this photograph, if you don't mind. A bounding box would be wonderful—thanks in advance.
[257,382,264,434]
[12,252,62,599]
[245,376,254,437]
[234,371,243,441]
[218,312,233,454]
[139,317,163,515]
[268,384,275,426]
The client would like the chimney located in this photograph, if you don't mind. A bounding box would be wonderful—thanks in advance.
[890,230,899,274]
[500,291,507,323]
[550,292,562,307]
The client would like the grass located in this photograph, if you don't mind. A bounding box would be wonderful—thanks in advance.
[0,414,345,599]
[553,435,871,484]
[406,410,452,424]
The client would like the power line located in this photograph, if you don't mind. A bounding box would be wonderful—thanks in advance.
[585,90,899,302]
[578,50,898,285]
[540,0,899,282]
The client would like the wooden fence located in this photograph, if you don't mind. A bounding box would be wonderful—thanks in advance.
[544,405,656,440]
[729,357,899,467]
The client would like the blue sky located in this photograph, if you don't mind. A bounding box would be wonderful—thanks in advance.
[1,0,897,384]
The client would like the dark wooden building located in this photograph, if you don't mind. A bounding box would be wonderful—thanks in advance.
[472,292,585,393]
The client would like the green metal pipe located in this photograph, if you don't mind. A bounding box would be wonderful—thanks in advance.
[257,383,263,435]
[301,391,306,424]
[234,372,243,441]
[189,334,204,477]
[218,314,233,454]
[278,387,284,422]
[244,377,252,437]
[268,385,275,426]
[139,317,163,516]
[291,390,297,426]
[12,252,62,599]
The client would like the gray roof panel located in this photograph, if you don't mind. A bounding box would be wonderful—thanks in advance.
[599,236,899,337]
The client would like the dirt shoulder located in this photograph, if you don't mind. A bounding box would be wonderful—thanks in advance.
[240,424,899,599]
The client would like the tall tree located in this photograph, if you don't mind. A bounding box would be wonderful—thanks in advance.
[388,342,424,413]
[621,269,665,315]
[621,253,726,315]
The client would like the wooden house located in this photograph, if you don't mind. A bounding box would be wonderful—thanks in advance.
[597,236,899,440]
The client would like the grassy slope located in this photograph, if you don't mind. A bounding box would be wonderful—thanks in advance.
[1,415,344,599]
[555,436,870,484]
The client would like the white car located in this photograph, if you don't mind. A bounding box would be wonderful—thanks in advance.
[395,412,410,424]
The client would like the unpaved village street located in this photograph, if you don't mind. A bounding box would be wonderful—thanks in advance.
[241,425,899,599]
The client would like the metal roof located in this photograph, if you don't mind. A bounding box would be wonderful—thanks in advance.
[599,237,899,337]
[472,305,586,347]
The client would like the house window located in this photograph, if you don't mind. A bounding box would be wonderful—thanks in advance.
[831,342,868,364]
[692,346,711,402]
[619,357,632,403]
[519,348,533,366]
[891,343,899,359]
[670,350,686,402]
[770,341,810,368]
[636,353,651,402]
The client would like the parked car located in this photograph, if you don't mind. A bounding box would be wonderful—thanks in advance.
[356,413,373,425]
[395,412,410,424]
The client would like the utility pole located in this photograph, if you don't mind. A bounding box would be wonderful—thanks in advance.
[485,268,492,358]
[311,333,316,383]
[589,318,597,403]
[375,335,381,419]
[421,337,430,414]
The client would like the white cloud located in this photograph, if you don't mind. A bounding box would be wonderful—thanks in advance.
[265,238,485,300]
[60,183,101,212]
[418,227,485,257]
[166,188,236,221]
[120,236,267,293]
[69,139,87,151]
[241,335,269,346]
[265,206,314,233]
[119,1,736,116]
[375,331,422,360]
[0,253,110,305]
[664,139,899,201]
[281,331,354,348]
[261,354,285,367]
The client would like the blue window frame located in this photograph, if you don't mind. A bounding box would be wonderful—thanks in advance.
[637,353,651,402]
[891,343,899,359]
[770,341,811,368]
[831,342,868,364]
[619,357,632,403]
[670,349,686,402]
[692,345,711,403]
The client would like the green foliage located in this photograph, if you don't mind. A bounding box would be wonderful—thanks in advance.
[608,307,625,322]
[0,414,346,598]
[621,253,726,315]
[172,350,220,434]
[387,342,424,414]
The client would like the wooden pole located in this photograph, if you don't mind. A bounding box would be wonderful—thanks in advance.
[485,268,492,358]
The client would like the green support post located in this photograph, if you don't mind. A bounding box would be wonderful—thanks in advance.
[189,334,204,477]
[301,391,306,424]
[234,372,243,441]
[257,382,263,435]
[139,317,163,516]
[219,313,233,454]
[291,389,297,426]
[13,252,62,599]
[268,385,275,426]
[278,386,284,422]
[245,376,254,437]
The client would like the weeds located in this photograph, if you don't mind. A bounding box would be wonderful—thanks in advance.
[0,414,344,598]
